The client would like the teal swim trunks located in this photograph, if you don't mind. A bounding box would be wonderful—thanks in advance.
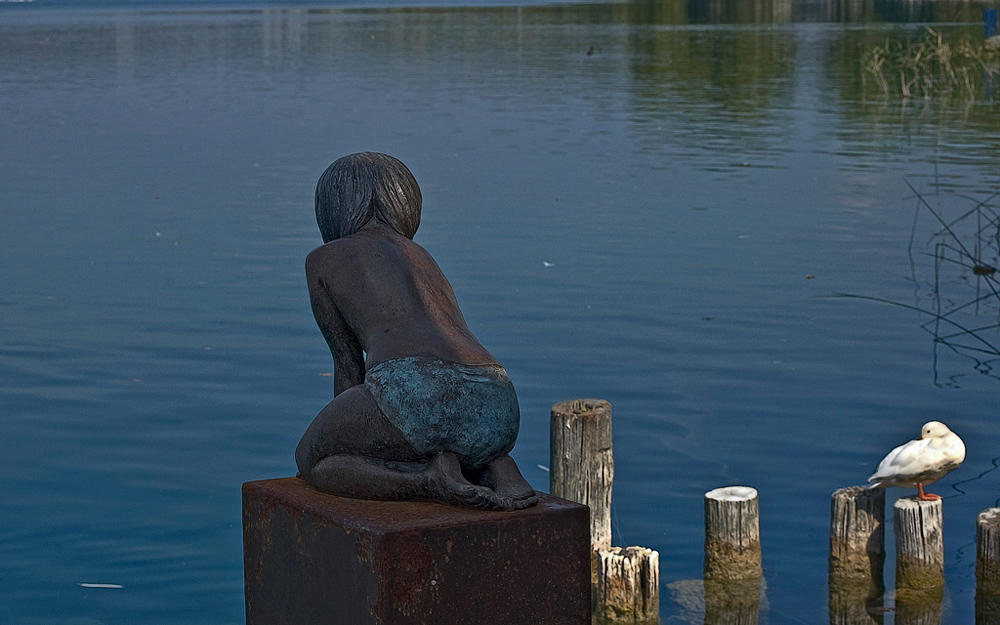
[364,357,520,469]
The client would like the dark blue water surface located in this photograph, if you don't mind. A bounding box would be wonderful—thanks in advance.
[2,1,1000,623]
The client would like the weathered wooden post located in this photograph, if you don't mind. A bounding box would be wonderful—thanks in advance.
[551,399,659,624]
[551,399,614,551]
[704,486,761,582]
[828,487,885,624]
[703,486,761,625]
[829,487,885,589]
[893,497,945,623]
[894,497,945,590]
[978,508,1000,593]
[976,508,1000,624]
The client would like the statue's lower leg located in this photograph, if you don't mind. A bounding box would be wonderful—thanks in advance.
[469,454,537,510]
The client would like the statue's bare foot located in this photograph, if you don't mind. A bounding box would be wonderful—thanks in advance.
[427,452,507,510]
[471,454,538,510]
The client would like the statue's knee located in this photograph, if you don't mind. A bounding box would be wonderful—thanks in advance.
[294,439,314,481]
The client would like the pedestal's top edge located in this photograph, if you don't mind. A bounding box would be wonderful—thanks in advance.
[243,476,586,533]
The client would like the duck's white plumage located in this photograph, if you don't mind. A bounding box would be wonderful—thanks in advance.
[867,421,965,499]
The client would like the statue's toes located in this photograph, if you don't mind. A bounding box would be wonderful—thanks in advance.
[508,493,538,510]
[461,485,507,511]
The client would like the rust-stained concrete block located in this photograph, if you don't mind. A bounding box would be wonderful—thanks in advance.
[243,477,590,625]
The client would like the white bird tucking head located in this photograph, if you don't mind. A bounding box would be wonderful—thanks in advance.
[920,421,952,440]
[866,420,965,501]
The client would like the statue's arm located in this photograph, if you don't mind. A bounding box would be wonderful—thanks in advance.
[306,250,365,396]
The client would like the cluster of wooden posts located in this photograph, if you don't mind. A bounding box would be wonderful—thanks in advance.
[549,399,660,625]
[830,486,1000,623]
[548,399,1000,624]
[547,398,773,623]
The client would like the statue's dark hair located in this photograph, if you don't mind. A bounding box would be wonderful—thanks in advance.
[314,152,422,242]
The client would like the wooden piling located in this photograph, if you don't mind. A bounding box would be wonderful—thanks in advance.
[828,487,885,624]
[978,508,1000,595]
[979,508,1000,624]
[828,486,885,592]
[593,547,659,624]
[704,486,762,582]
[550,399,614,551]
[894,497,945,591]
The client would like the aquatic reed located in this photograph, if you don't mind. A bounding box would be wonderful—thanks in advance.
[862,27,1000,99]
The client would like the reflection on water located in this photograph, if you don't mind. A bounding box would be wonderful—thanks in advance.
[2,2,1000,624]
[829,589,886,624]
[907,182,1000,387]
[896,587,945,625]
[841,180,1000,387]
[977,592,1000,625]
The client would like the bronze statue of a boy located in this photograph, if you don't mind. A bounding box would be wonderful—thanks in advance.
[295,152,537,511]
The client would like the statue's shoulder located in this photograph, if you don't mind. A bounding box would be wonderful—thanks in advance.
[305,238,361,270]
[306,230,424,283]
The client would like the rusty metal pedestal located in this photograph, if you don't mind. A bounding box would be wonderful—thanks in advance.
[243,477,591,625]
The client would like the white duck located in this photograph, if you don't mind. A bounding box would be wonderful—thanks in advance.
[867,421,966,501]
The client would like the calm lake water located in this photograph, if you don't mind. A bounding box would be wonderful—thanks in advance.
[2,0,1000,623]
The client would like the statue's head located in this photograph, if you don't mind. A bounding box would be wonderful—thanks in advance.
[315,152,422,243]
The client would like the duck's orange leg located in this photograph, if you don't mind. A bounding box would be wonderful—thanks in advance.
[918,484,942,501]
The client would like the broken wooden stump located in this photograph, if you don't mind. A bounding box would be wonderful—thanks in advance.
[593,546,659,624]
